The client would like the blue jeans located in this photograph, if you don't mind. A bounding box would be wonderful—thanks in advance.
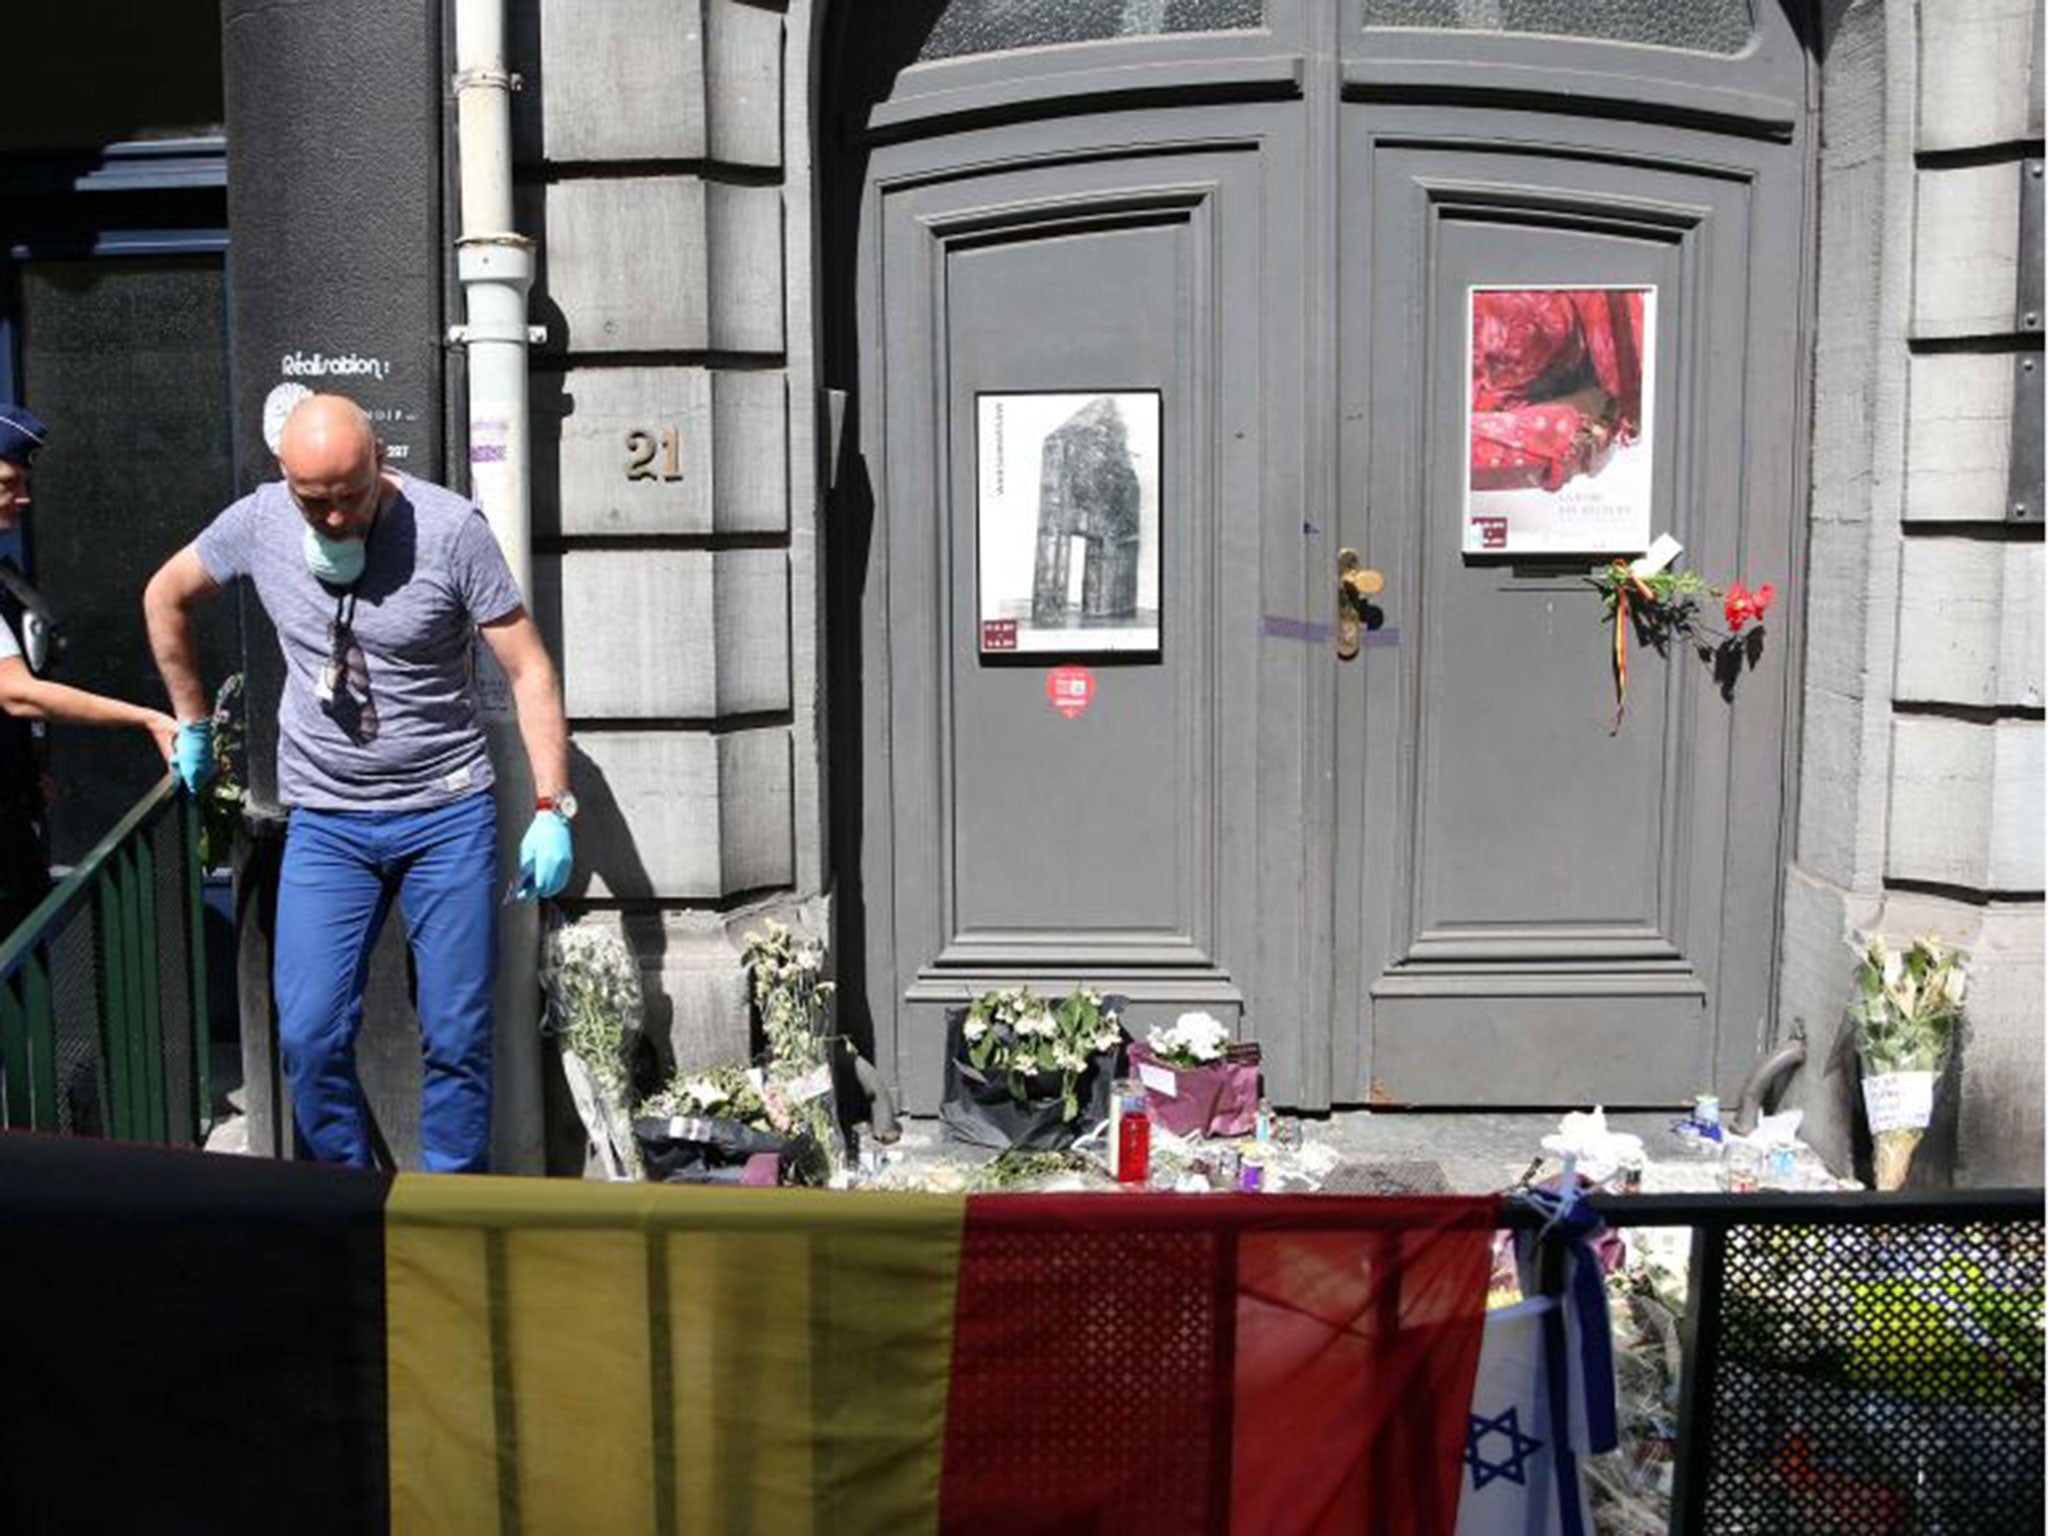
[274,792,498,1172]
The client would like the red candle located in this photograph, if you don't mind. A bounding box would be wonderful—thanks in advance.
[1116,1099,1151,1185]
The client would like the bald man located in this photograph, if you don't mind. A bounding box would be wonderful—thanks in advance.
[144,394,572,1172]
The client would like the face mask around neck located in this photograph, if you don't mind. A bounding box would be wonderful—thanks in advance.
[303,523,369,585]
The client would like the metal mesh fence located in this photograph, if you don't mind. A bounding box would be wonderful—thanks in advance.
[1695,1216,2046,1533]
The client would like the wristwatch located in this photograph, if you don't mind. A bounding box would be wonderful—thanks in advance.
[537,792,579,822]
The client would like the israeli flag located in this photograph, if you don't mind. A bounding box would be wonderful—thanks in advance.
[1455,1298,1598,1536]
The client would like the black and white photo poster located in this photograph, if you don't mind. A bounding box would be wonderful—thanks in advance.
[977,390,1161,655]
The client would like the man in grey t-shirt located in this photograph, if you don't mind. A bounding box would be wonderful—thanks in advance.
[144,394,573,1172]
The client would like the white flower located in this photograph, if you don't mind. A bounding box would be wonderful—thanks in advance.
[1149,1010,1228,1064]
[1938,965,1968,1008]
[964,1016,989,1042]
[1053,1044,1086,1072]
[681,1077,728,1111]
[1016,1009,1056,1038]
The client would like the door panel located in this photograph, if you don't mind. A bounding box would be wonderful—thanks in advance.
[858,116,1309,1108]
[1336,116,1805,1105]
[947,231,1191,946]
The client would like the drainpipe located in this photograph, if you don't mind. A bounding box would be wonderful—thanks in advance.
[451,0,546,1172]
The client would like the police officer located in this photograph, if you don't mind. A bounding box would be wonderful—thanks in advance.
[0,406,177,936]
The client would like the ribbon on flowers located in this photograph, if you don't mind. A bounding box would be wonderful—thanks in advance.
[1608,560,1651,735]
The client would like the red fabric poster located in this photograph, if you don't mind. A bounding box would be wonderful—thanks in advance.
[939,1193,1498,1535]
[1469,289,1647,493]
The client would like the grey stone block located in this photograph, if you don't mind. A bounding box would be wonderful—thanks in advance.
[1917,0,2041,154]
[1895,539,2043,708]
[1913,164,2021,339]
[536,178,780,355]
[1906,351,2015,522]
[1887,717,2045,889]
[1952,902,2048,1185]
[1793,683,1888,887]
[535,549,789,718]
[532,365,788,536]
[542,177,710,351]
[707,0,782,168]
[572,727,793,898]
[707,182,784,353]
[540,0,708,163]
[643,914,753,1079]
[710,370,789,531]
[1801,518,1875,700]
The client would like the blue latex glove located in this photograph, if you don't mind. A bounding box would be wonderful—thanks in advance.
[172,719,215,794]
[516,810,574,900]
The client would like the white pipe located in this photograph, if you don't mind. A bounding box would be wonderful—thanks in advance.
[451,0,544,1174]
[451,0,533,596]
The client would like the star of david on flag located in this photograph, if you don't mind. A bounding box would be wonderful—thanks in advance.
[1465,1404,1544,1491]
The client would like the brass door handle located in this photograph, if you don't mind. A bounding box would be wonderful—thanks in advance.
[1337,548,1383,660]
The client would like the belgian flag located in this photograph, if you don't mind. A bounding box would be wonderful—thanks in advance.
[0,1134,1494,1534]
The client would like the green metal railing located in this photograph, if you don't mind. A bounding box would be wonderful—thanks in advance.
[0,775,210,1144]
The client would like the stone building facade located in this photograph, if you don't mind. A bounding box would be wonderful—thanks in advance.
[506,0,826,1089]
[1783,0,2044,1183]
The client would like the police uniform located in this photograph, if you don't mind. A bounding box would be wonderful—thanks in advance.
[0,405,50,937]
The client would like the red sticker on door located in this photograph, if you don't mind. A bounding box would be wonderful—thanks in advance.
[1046,665,1095,718]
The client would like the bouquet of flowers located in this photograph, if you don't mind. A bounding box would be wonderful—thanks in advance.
[1145,1010,1231,1067]
[1126,1011,1262,1138]
[639,1063,771,1129]
[740,919,842,1175]
[1589,562,1775,731]
[197,672,247,868]
[943,985,1125,1150]
[541,918,645,1179]
[1847,932,1967,1189]
[633,1059,827,1185]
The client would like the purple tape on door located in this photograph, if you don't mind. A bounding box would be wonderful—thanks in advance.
[1259,615,1401,646]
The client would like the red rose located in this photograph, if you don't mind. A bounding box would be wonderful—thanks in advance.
[1753,582,1776,617]
[1724,582,1754,632]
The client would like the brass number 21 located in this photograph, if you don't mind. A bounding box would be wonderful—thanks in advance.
[625,428,683,482]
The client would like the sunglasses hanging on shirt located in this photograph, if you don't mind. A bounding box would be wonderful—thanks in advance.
[314,520,380,744]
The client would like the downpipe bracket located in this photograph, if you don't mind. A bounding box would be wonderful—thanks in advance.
[452,65,522,92]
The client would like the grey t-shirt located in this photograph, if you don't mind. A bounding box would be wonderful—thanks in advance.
[196,475,525,811]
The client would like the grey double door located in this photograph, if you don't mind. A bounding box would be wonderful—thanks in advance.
[845,5,1810,1111]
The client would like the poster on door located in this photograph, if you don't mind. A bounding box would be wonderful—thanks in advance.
[1463,285,1656,556]
[977,390,1161,655]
